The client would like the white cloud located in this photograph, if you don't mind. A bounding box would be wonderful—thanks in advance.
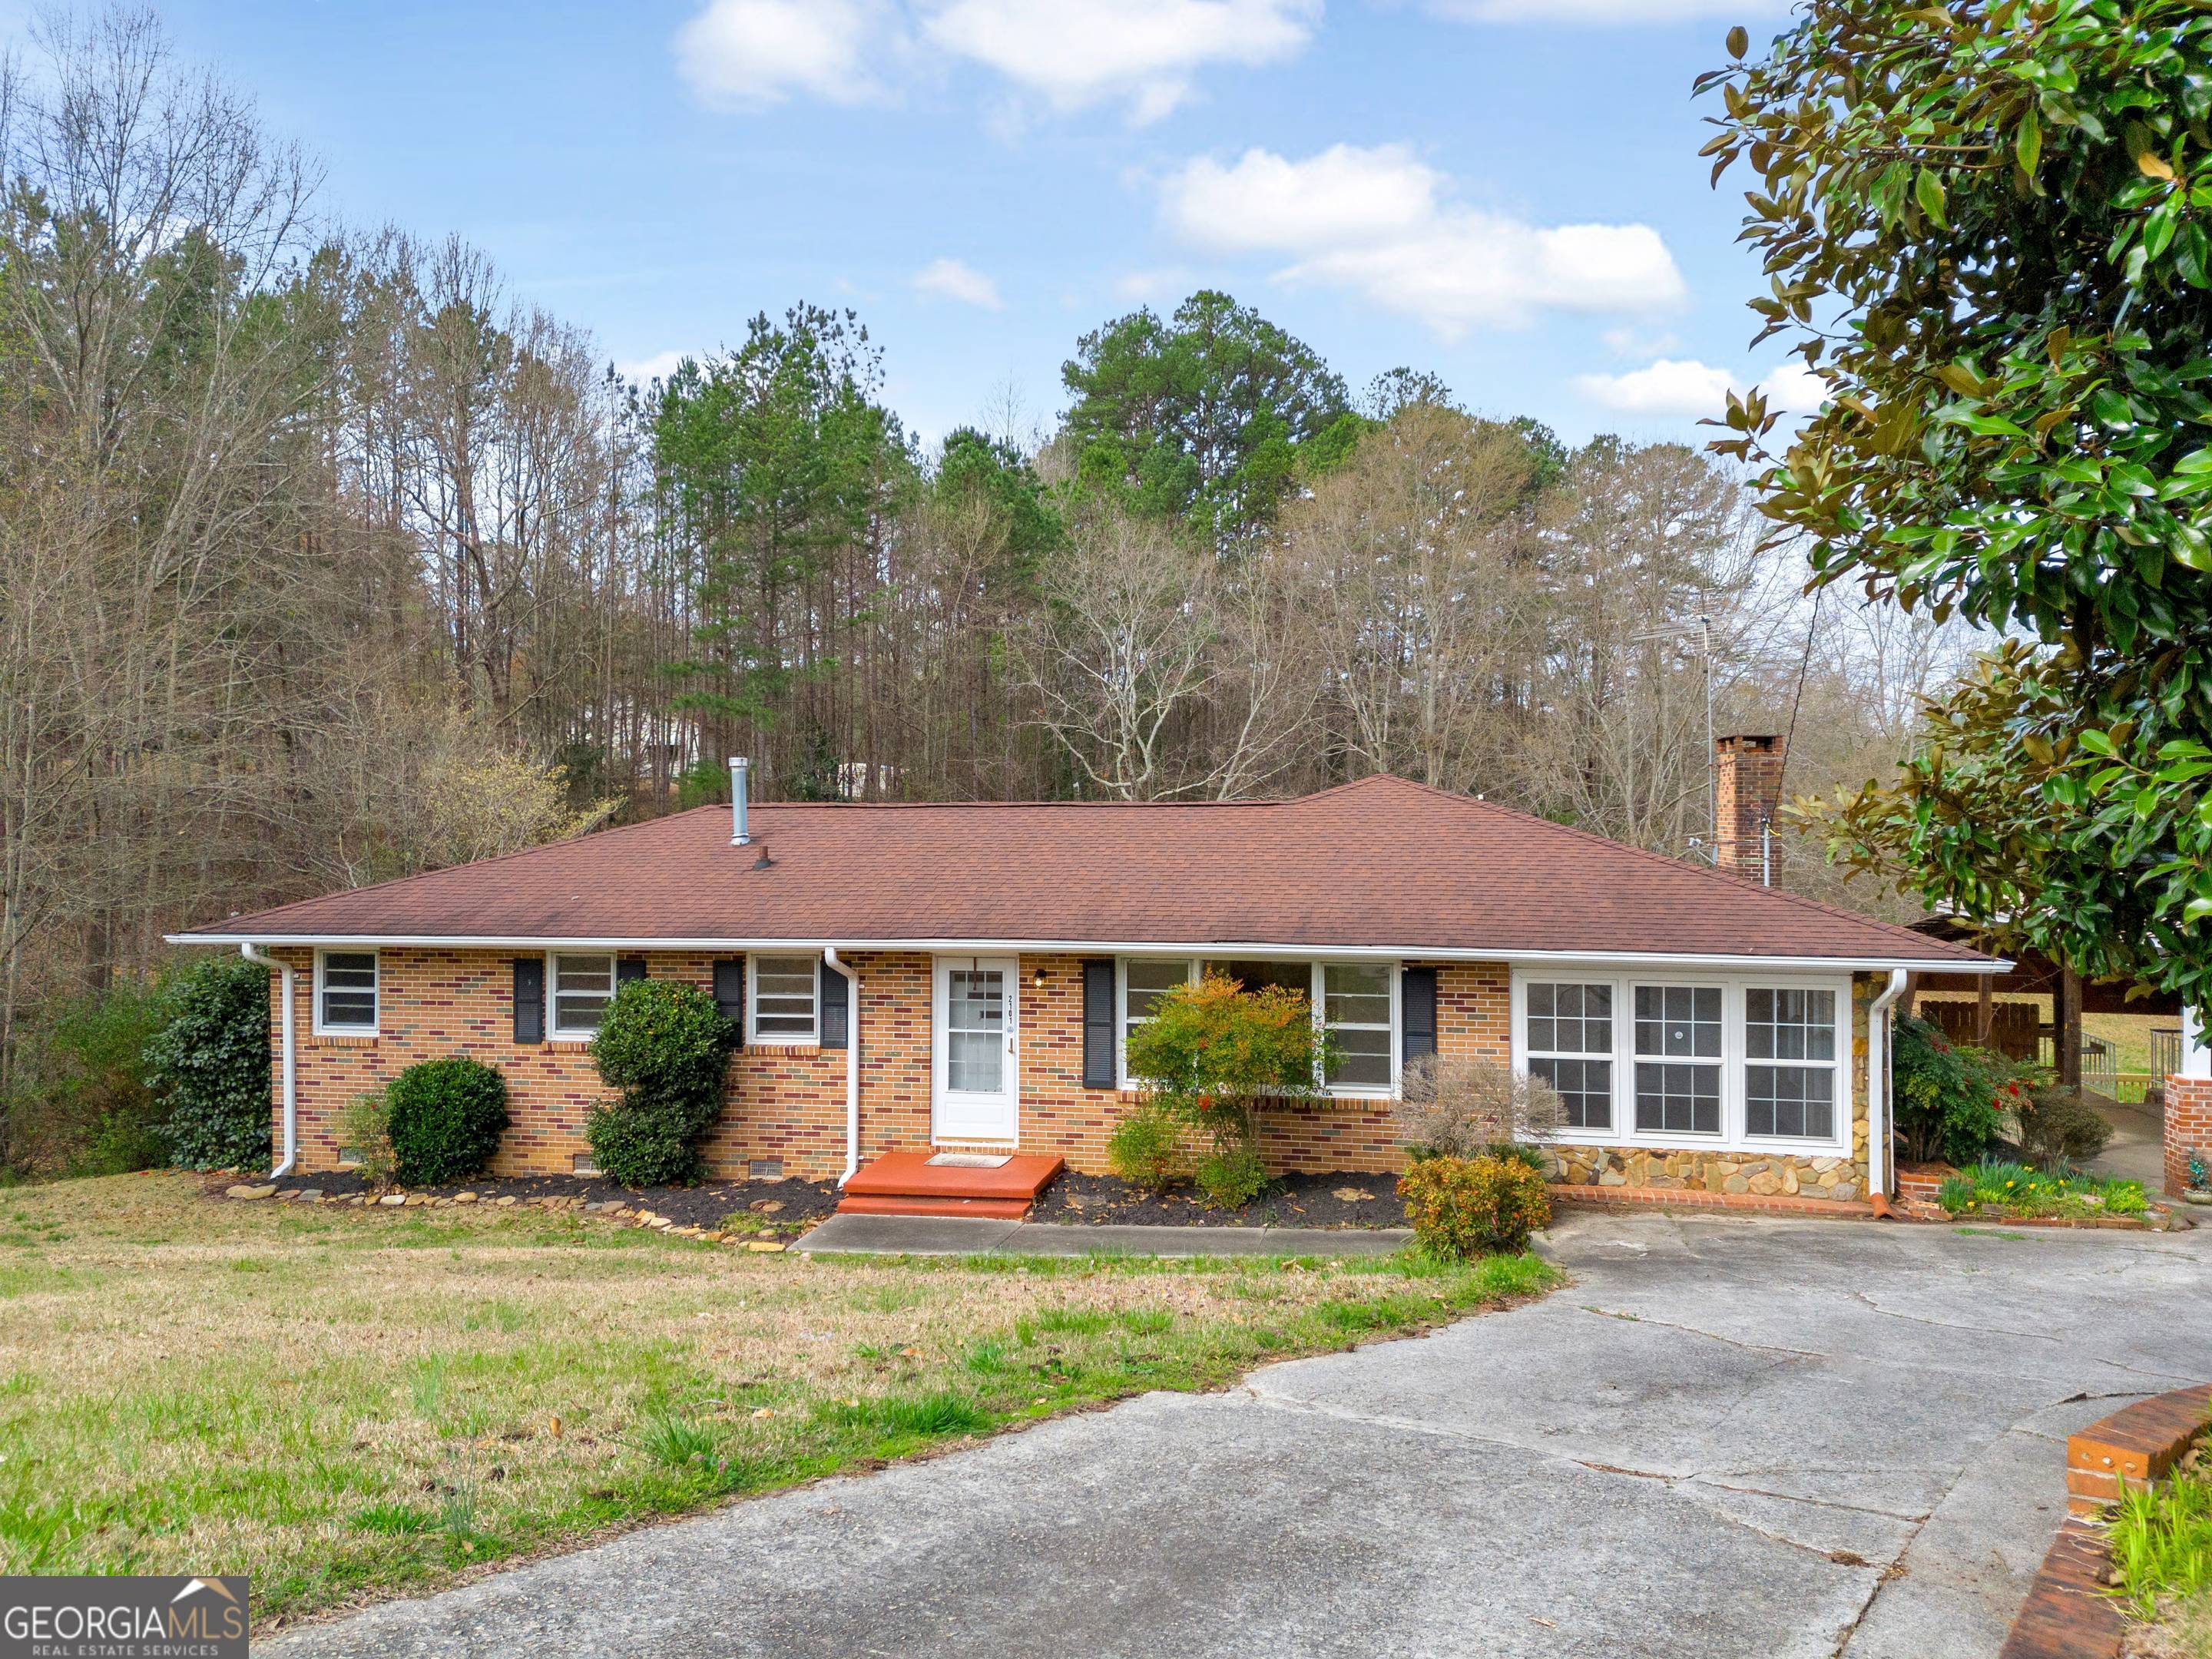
[922,0,1318,121]
[1760,360,1829,416]
[913,257,1004,310]
[1113,267,1194,303]
[1160,144,1686,337]
[617,349,695,385]
[1575,356,1830,421]
[1575,357,1737,417]
[674,0,894,108]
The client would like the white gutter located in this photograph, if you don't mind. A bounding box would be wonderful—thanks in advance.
[1865,968,1909,1201]
[164,932,2010,976]
[239,943,296,1182]
[823,946,860,1187]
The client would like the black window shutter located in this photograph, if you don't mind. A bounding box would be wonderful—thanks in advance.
[820,959,849,1049]
[512,958,545,1044]
[617,956,647,988]
[712,958,746,1034]
[1402,966,1438,1064]
[1081,959,1117,1089]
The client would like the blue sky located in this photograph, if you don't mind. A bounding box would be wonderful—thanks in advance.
[144,0,1804,451]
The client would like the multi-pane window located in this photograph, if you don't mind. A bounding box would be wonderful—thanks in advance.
[1122,959,1191,1071]
[1633,984,1723,1134]
[750,955,820,1042]
[316,951,378,1033]
[1525,982,1612,1131]
[1322,963,1394,1090]
[550,953,615,1037]
[1745,988,1837,1138]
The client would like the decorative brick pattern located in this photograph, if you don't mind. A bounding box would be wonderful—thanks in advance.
[2165,1075,2212,1198]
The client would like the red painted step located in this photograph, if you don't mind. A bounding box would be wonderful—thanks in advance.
[836,1150,1065,1220]
[834,1194,1035,1220]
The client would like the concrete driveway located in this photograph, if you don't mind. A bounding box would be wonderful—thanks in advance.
[267,1212,2212,1659]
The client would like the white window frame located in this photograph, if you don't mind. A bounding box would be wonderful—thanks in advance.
[547,950,616,1041]
[1510,966,1853,1157]
[1743,985,1845,1144]
[1522,979,1617,1134]
[1113,955,1402,1099]
[747,952,823,1045]
[313,948,379,1037]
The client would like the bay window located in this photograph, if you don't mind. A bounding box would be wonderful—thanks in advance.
[1515,971,1852,1151]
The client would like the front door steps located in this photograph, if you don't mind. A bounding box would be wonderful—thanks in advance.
[837,1150,1066,1220]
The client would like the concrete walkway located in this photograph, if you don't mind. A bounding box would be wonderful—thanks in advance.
[794,1212,1412,1257]
[2086,1094,2167,1188]
[266,1212,2212,1659]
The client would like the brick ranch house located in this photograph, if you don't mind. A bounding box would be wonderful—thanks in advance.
[171,752,2003,1207]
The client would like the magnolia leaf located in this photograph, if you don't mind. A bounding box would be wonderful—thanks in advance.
[1726,23,1748,57]
[2138,150,2177,181]
[1914,167,1949,226]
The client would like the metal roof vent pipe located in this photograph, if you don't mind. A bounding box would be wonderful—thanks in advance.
[729,756,750,846]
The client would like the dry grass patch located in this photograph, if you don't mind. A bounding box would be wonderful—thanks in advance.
[0,1173,1555,1628]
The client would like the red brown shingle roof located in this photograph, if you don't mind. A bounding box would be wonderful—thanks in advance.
[175,775,1997,967]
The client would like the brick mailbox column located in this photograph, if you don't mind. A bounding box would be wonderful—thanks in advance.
[2166,1075,2212,1197]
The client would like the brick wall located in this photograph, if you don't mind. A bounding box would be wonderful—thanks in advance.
[268,952,1883,1186]
[270,950,1508,1181]
[2165,1075,2212,1197]
[1714,734,1783,879]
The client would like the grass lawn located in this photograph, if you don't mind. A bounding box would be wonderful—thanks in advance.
[0,1173,1555,1631]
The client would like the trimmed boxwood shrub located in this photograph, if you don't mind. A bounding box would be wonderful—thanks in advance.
[1397,1154,1551,1259]
[585,981,739,1187]
[385,1057,510,1186]
[144,954,273,1171]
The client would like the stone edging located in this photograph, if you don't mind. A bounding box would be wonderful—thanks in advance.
[221,1182,802,1251]
[1998,1381,2212,1659]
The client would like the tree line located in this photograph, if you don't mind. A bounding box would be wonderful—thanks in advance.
[0,9,1959,1173]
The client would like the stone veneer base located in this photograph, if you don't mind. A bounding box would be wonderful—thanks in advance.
[1550,1144,1863,1203]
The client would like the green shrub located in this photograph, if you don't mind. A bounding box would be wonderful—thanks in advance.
[385,1058,509,1186]
[585,981,738,1187]
[1122,973,1325,1209]
[1891,1015,2030,1167]
[337,1091,396,1188]
[1106,1101,1190,1189]
[2016,1086,2115,1171]
[1397,1154,1551,1259]
[144,955,272,1171]
[1194,1144,1268,1210]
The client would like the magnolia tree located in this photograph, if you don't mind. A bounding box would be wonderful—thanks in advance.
[1701,1,2212,1018]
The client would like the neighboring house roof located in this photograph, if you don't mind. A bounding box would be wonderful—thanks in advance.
[173,775,2002,969]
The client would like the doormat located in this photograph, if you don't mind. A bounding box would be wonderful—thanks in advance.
[927,1153,1012,1168]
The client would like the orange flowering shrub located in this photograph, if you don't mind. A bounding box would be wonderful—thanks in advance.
[1397,1154,1551,1259]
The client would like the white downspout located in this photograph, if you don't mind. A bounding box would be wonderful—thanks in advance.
[1865,969,1909,1201]
[240,942,296,1182]
[824,946,859,1186]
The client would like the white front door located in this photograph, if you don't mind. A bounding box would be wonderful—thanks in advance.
[932,955,1018,1142]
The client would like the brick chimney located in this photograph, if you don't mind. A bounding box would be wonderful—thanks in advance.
[1714,733,1783,881]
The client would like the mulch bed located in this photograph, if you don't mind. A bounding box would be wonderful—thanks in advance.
[1029,1171,1408,1230]
[206,1169,842,1234]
